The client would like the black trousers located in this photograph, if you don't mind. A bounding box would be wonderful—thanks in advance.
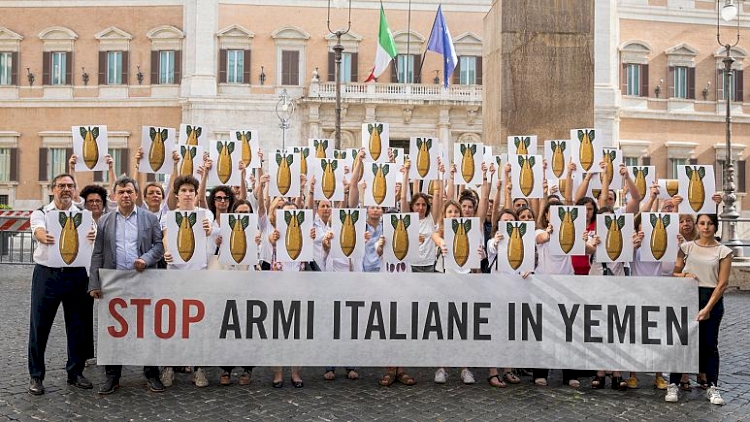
[28,264,94,380]
[105,365,159,379]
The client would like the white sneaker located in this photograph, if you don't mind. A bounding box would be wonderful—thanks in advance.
[461,368,475,385]
[194,367,209,387]
[707,386,725,405]
[160,367,174,387]
[434,368,447,384]
[665,383,679,402]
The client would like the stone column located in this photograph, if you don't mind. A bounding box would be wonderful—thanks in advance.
[181,0,218,98]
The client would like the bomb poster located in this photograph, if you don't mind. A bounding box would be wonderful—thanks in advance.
[493,221,535,274]
[389,147,405,168]
[178,124,208,149]
[362,122,390,163]
[177,145,203,179]
[363,162,397,207]
[510,154,543,199]
[139,126,176,174]
[383,212,420,264]
[549,206,586,256]
[508,135,538,156]
[72,125,109,172]
[629,166,656,203]
[330,208,366,260]
[544,140,569,180]
[232,129,260,169]
[208,141,242,187]
[312,158,345,201]
[310,139,333,159]
[640,212,679,262]
[549,172,580,200]
[602,148,623,188]
[409,137,439,180]
[269,150,302,198]
[596,213,634,263]
[218,213,258,267]
[453,142,484,185]
[570,128,601,174]
[45,210,94,268]
[657,179,680,200]
[443,217,482,271]
[165,210,208,267]
[677,165,716,214]
[275,209,314,263]
[291,146,313,177]
[483,145,494,165]
[346,148,364,172]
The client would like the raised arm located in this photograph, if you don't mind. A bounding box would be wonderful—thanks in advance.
[621,164,641,213]
[475,162,490,220]
[166,150,180,211]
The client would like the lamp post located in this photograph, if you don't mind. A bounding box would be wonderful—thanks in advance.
[327,0,352,150]
[717,0,743,256]
[275,88,295,151]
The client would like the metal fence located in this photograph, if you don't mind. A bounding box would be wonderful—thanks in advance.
[0,230,36,264]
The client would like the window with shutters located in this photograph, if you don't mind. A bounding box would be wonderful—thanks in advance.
[227,50,244,83]
[95,148,129,183]
[673,66,689,99]
[217,25,255,86]
[714,46,746,103]
[396,54,416,83]
[665,43,697,100]
[620,42,651,98]
[272,26,310,87]
[625,64,641,96]
[0,52,13,85]
[623,156,639,167]
[39,26,77,87]
[107,51,122,85]
[48,148,68,180]
[281,50,300,85]
[458,56,478,85]
[146,25,184,86]
[50,52,67,85]
[453,32,483,86]
[95,27,132,87]
[0,28,21,86]
[159,51,175,84]
[392,30,424,83]
[325,30,361,84]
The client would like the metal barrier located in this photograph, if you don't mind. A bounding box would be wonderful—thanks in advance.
[0,230,36,264]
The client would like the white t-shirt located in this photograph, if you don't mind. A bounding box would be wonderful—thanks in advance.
[681,241,733,288]
[413,215,437,267]
[630,248,661,277]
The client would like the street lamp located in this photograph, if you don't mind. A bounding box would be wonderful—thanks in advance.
[717,0,743,255]
[275,88,295,151]
[327,0,352,150]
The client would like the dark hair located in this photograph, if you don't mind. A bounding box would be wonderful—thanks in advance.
[598,205,614,214]
[459,193,477,210]
[410,193,432,217]
[576,197,599,225]
[80,184,108,203]
[207,185,235,215]
[113,176,139,193]
[495,208,517,225]
[696,213,720,240]
[516,205,535,222]
[232,199,254,213]
[50,173,75,189]
[143,181,165,198]
[172,175,199,193]
[512,197,529,208]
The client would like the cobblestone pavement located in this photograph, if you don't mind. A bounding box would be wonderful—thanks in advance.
[1,264,749,421]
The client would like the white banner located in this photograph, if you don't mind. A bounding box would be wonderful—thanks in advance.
[97,270,699,372]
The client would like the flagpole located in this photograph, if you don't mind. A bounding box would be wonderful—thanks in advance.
[327,0,352,151]
[406,0,412,83]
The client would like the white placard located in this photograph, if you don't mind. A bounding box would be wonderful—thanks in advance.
[45,210,94,268]
[596,213,634,263]
[454,142,484,185]
[291,146,312,177]
[443,217,482,271]
[602,148,623,188]
[218,213,258,266]
[409,137,439,180]
[677,165,717,214]
[549,206,586,256]
[658,179,680,200]
[510,154,543,199]
[629,166,656,203]
[493,221,535,274]
[72,125,108,171]
[362,122,390,163]
[383,212,419,264]
[232,129,260,169]
[312,158,345,201]
[165,210,208,267]
[508,135,538,155]
[389,147,405,168]
[178,124,208,149]
[310,138,333,159]
[208,141,242,186]
[275,209,314,262]
[330,208,366,260]
[176,145,202,179]
[140,126,176,174]
[544,140,569,180]
[570,128,601,174]
[483,145,494,165]
[269,150,301,198]
[640,212,679,262]
[363,162,397,207]
[549,172,580,200]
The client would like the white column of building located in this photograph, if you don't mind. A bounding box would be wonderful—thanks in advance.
[438,107,452,155]
[181,0,218,98]
[594,0,620,147]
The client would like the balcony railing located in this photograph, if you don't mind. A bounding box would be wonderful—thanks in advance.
[308,81,483,103]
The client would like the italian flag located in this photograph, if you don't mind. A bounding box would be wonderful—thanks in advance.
[364,4,397,82]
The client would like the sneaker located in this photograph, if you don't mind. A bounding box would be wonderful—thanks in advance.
[194,367,209,387]
[160,367,174,387]
[626,377,639,389]
[434,368,447,384]
[665,383,679,402]
[220,371,231,386]
[238,370,251,386]
[707,386,725,405]
[654,376,668,390]
[460,368,475,385]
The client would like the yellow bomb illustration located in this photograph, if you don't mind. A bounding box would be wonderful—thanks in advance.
[339,210,359,257]
[367,123,384,161]
[185,125,201,146]
[179,146,197,177]
[334,150,347,160]
[415,138,432,178]
[391,214,411,261]
[452,219,472,267]
[79,126,100,170]
[58,212,82,265]
[649,213,670,260]
[518,155,536,197]
[460,143,477,183]
[577,129,595,171]
[295,147,310,176]
[314,139,329,159]
[633,167,648,200]
[605,215,625,261]
[236,131,253,166]
[275,152,294,195]
[229,214,250,263]
[321,159,338,199]
[558,207,578,254]
[149,127,168,171]
[175,211,197,262]
[514,136,531,155]
[665,179,679,197]
[216,141,235,184]
[551,141,566,179]
[284,210,305,261]
[685,166,706,212]
[604,149,617,182]
[506,222,526,270]
[372,163,390,204]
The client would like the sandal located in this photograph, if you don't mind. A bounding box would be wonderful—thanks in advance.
[346,369,359,380]
[503,371,521,384]
[488,375,507,388]
[291,377,304,388]
[696,376,708,390]
[680,381,693,392]
[396,372,416,386]
[379,370,397,387]
[591,375,605,389]
[324,370,336,381]
[611,376,627,391]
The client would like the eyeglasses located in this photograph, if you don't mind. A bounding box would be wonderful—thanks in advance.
[54,183,76,190]
[214,196,230,202]
[85,199,103,204]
